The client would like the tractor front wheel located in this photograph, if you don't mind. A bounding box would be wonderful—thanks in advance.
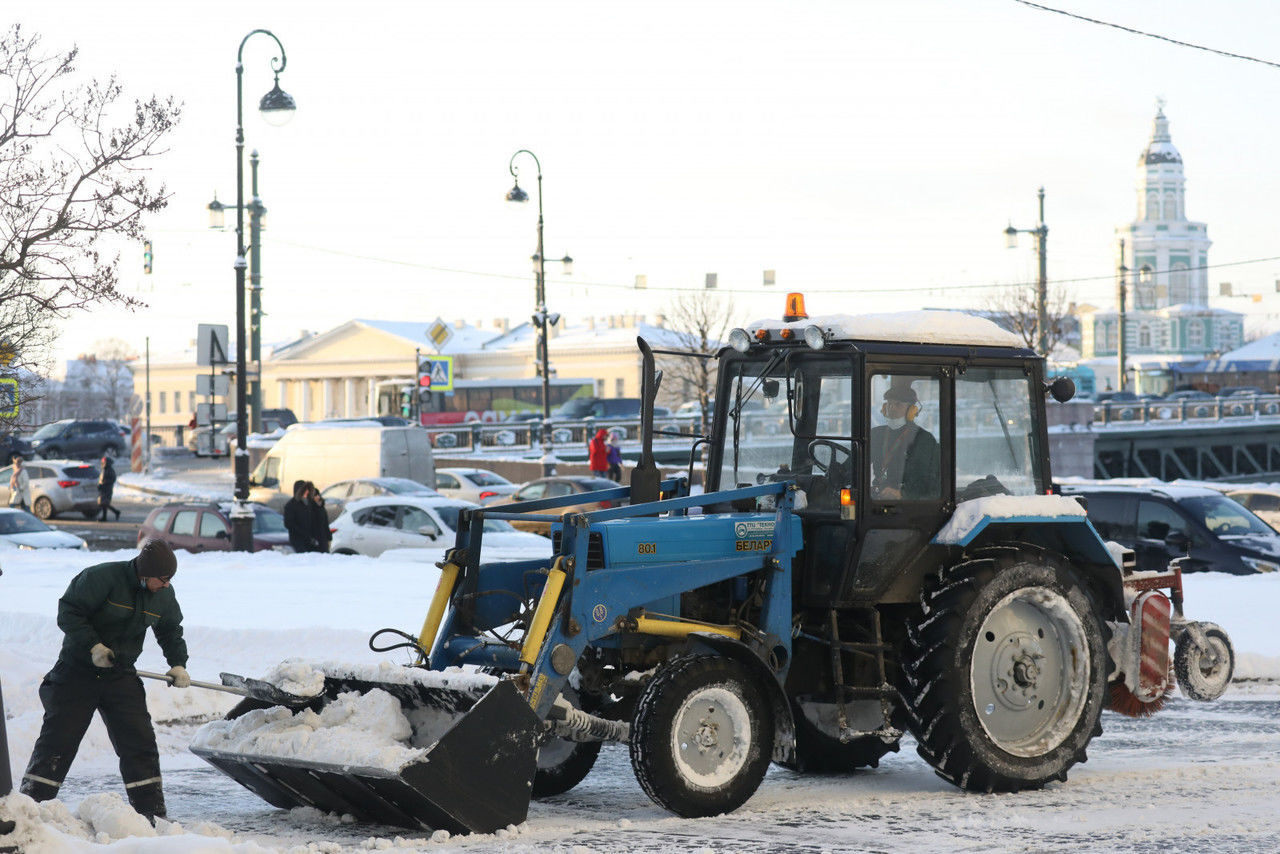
[900,550,1108,792]
[630,655,773,817]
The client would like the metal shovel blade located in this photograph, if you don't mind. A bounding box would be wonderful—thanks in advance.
[218,672,321,708]
[191,679,541,834]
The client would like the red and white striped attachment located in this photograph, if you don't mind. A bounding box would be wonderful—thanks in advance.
[1131,590,1173,703]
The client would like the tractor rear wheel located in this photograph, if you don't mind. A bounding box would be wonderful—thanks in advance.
[900,549,1107,792]
[630,655,773,817]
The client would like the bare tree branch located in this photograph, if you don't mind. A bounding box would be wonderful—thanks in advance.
[0,24,178,421]
[658,290,736,436]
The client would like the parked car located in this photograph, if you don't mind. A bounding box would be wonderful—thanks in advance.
[1165,389,1214,401]
[490,475,623,536]
[1093,390,1140,404]
[28,419,125,460]
[137,501,290,553]
[0,508,87,550]
[320,415,413,427]
[0,433,33,462]
[329,495,552,559]
[433,467,518,504]
[1226,487,1280,532]
[0,459,100,519]
[318,477,440,522]
[1220,386,1264,397]
[1060,482,1280,574]
[189,410,296,456]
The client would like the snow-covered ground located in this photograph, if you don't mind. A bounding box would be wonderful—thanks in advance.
[2,542,1280,851]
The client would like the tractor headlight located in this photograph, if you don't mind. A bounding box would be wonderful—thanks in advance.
[1242,556,1279,573]
[727,328,753,353]
[803,324,826,350]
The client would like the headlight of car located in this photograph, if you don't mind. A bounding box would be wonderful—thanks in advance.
[18,544,35,551]
[1242,556,1279,573]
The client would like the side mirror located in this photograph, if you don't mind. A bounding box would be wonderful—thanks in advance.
[1165,530,1191,552]
[1047,376,1076,403]
[417,525,439,540]
[761,379,780,399]
[215,529,229,540]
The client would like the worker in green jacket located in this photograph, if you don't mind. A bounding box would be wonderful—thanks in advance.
[20,539,190,824]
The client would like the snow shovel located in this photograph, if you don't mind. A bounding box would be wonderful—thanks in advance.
[136,670,320,708]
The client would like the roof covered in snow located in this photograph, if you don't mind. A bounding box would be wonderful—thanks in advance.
[754,310,1026,348]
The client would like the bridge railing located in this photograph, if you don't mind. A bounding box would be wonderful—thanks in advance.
[1092,394,1280,426]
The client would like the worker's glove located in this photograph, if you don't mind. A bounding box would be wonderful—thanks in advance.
[90,643,115,669]
[165,665,191,689]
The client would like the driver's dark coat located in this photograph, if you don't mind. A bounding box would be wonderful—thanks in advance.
[870,422,940,500]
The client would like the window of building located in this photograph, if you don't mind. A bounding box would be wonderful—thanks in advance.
[1170,263,1189,304]
[188,391,196,412]
[1187,321,1205,348]
[1163,194,1178,220]
[615,378,625,397]
[159,391,166,414]
[1146,192,1159,220]
[1138,325,1152,348]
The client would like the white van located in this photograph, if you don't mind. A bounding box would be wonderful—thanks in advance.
[248,424,435,510]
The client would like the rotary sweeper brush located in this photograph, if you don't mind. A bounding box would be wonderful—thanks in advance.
[188,307,1238,835]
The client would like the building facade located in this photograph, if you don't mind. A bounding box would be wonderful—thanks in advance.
[1079,105,1243,388]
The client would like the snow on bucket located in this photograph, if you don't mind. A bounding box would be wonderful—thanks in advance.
[189,662,541,833]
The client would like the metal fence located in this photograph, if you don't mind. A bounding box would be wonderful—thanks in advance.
[1092,395,1280,426]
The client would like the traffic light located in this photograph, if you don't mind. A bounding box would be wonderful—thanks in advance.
[400,390,411,418]
[143,240,153,274]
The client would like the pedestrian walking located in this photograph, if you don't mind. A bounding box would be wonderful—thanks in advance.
[8,454,29,512]
[21,539,189,824]
[283,480,317,553]
[306,481,331,553]
[605,431,623,482]
[97,455,120,522]
[588,428,610,478]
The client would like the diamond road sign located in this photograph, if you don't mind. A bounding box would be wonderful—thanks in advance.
[418,355,454,392]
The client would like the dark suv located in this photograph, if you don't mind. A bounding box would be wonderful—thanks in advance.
[0,433,33,461]
[28,419,126,460]
[1059,482,1280,575]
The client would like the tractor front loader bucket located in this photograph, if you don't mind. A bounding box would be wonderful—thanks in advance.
[191,678,543,834]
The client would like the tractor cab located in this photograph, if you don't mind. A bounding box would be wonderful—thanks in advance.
[707,295,1053,608]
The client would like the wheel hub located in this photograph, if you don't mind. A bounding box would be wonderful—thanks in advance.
[671,686,751,787]
[970,587,1090,757]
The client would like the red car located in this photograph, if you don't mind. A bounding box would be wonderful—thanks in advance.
[137,501,291,553]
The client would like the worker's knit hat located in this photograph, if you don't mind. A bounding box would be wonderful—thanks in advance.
[136,539,178,579]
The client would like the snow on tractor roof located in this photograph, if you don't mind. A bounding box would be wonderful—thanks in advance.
[753,310,1026,348]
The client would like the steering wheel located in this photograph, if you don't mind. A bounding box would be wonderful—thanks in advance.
[806,439,851,476]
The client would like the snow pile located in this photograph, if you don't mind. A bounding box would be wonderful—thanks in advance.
[0,790,263,851]
[259,659,326,697]
[934,494,1087,544]
[191,689,427,771]
[311,660,498,692]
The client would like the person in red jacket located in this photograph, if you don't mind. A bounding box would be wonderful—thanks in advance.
[587,428,609,477]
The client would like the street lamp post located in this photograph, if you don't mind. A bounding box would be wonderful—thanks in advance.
[505,150,572,476]
[208,150,268,433]
[1004,186,1050,355]
[227,30,295,551]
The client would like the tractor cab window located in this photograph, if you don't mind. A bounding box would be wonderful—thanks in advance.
[868,374,941,502]
[954,366,1043,499]
[716,354,854,510]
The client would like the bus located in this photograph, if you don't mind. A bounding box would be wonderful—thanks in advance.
[416,377,595,425]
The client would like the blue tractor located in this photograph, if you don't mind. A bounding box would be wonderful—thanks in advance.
[194,300,1235,834]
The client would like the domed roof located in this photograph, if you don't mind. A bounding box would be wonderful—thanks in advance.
[1141,107,1182,165]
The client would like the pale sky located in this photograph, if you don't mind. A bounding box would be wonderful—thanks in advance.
[16,0,1280,369]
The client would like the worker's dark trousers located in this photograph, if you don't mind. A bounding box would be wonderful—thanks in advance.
[20,661,165,819]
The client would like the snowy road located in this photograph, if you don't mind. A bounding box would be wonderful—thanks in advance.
[47,687,1280,853]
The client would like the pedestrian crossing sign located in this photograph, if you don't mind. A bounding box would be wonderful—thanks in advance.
[418,356,454,392]
[0,377,17,417]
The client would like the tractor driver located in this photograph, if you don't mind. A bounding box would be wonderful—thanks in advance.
[870,378,940,501]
